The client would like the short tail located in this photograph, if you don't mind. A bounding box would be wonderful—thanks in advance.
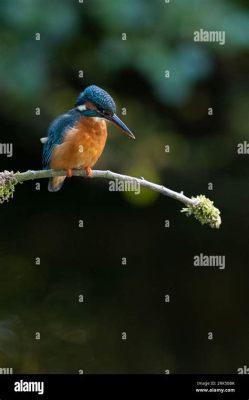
[48,176,66,192]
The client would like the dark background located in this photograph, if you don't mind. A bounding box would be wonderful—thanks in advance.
[0,0,248,373]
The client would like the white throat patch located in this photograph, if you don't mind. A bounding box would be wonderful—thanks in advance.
[77,104,87,111]
[77,104,104,122]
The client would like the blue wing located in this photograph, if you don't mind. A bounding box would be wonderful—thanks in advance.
[42,109,81,168]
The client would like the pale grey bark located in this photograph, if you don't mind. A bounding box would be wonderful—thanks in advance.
[15,169,198,207]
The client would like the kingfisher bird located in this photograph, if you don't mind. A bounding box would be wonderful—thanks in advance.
[41,85,135,192]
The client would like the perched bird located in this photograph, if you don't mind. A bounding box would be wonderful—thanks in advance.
[42,85,135,192]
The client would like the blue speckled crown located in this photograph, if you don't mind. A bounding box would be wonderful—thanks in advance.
[75,85,116,113]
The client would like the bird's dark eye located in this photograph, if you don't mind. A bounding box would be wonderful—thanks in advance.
[99,108,112,117]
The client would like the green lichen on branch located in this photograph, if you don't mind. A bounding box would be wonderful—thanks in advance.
[0,171,18,204]
[181,195,221,229]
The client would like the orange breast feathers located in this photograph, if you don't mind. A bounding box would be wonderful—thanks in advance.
[50,117,107,170]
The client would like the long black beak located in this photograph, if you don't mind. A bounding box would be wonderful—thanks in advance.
[106,113,135,139]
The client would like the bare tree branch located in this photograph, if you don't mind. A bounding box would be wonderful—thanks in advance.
[15,169,197,206]
[0,169,221,228]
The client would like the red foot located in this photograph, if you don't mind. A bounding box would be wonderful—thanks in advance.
[67,168,73,178]
[85,167,92,177]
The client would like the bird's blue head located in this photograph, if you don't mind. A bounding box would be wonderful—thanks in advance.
[75,85,135,139]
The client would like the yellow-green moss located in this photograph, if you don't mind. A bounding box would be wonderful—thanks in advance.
[0,171,18,204]
[181,195,221,229]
